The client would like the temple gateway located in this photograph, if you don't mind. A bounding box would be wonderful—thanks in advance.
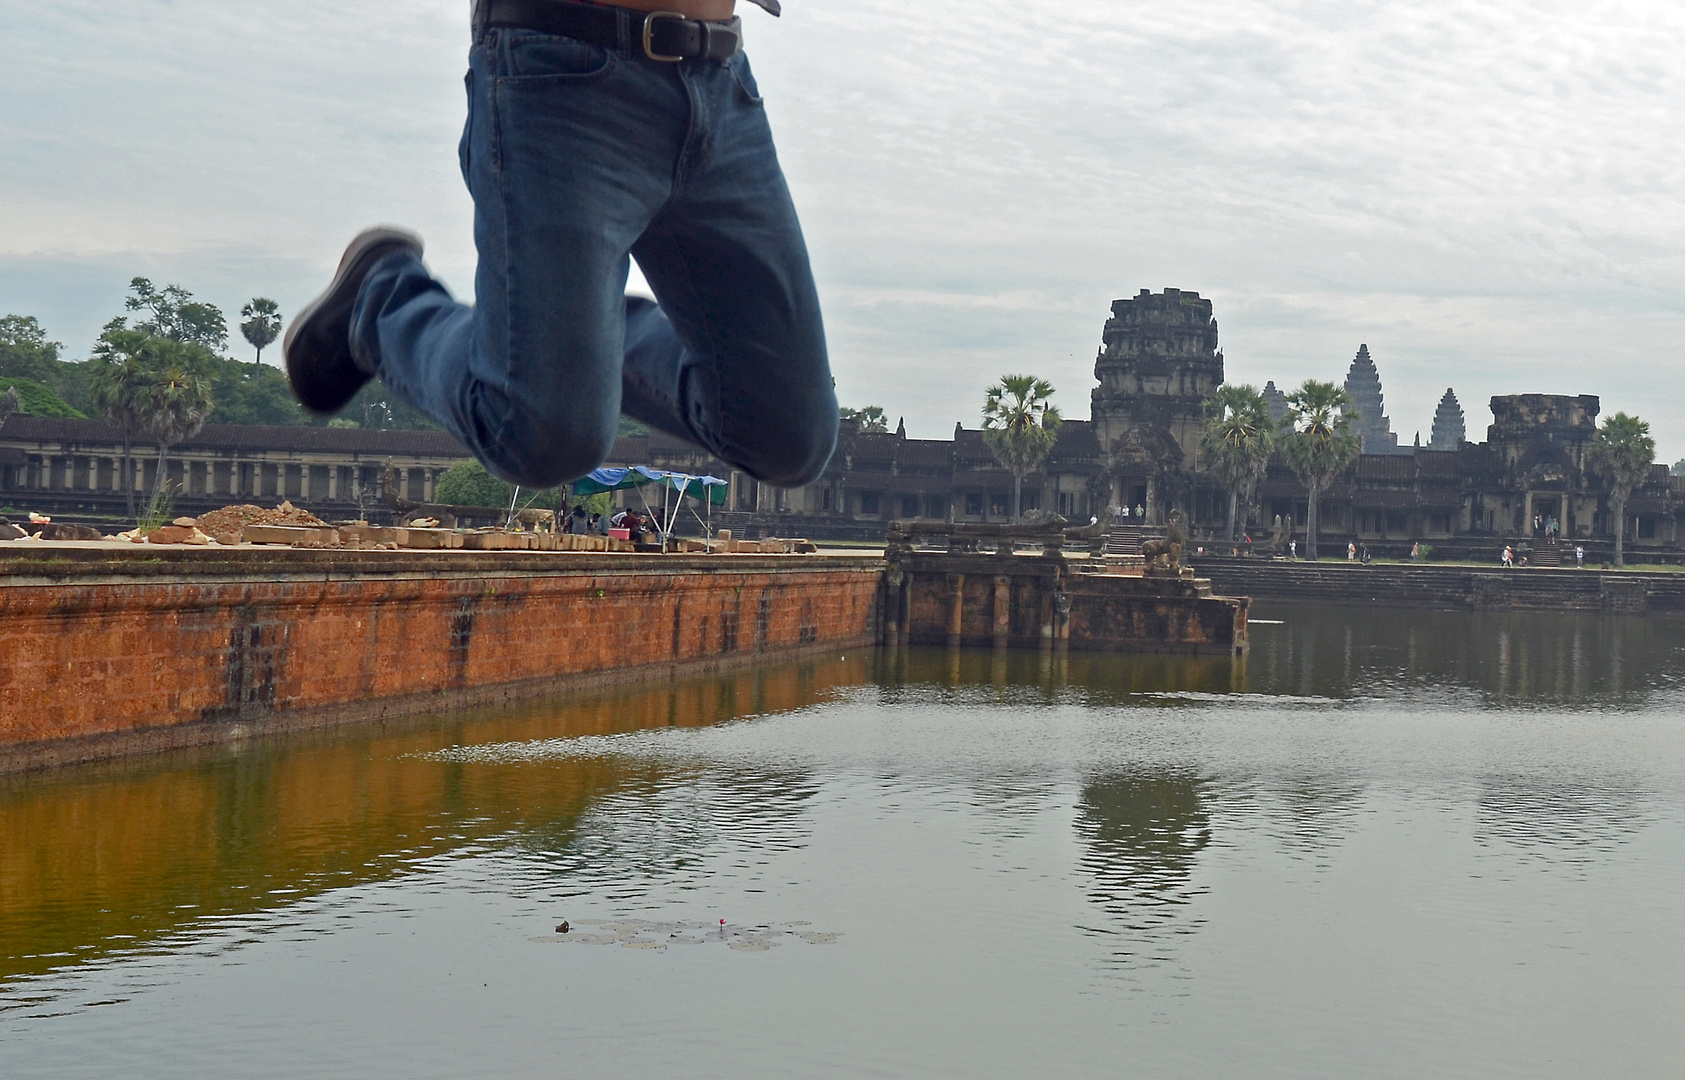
[1,288,1679,560]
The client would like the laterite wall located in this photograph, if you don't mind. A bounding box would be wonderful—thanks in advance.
[0,547,882,769]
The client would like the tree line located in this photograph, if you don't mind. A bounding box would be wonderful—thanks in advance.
[0,281,440,433]
[0,280,445,517]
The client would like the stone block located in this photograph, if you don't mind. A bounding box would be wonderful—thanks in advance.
[340,525,400,546]
[243,525,341,548]
[399,528,463,550]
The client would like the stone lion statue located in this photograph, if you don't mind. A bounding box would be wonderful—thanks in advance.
[1140,509,1187,572]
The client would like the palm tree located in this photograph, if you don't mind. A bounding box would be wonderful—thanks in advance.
[1587,412,1655,568]
[981,375,1062,522]
[138,366,214,498]
[87,330,159,518]
[240,298,283,377]
[1281,380,1360,560]
[1199,384,1275,543]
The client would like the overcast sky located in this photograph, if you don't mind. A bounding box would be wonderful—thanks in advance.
[2,0,1682,460]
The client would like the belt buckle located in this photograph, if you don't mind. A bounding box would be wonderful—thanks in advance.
[642,11,687,62]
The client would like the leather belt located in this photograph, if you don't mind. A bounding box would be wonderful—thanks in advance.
[480,0,744,62]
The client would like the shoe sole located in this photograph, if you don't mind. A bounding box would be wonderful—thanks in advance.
[285,226,424,415]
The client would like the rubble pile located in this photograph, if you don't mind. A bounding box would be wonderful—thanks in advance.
[193,502,327,545]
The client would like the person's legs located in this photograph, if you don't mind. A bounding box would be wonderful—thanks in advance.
[345,33,832,490]
[350,30,686,488]
[620,54,836,487]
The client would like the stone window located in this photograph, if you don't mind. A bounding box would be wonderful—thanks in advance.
[901,496,920,519]
[965,492,983,517]
[859,491,880,516]
[989,493,1010,518]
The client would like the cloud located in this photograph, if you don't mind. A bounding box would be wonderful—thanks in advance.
[2,0,1682,458]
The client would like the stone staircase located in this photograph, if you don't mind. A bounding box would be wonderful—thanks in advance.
[1103,523,1158,556]
[1526,539,1563,568]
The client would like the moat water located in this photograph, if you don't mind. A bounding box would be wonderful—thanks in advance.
[4,604,1685,1079]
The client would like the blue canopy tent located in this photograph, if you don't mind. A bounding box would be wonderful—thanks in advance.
[571,467,729,541]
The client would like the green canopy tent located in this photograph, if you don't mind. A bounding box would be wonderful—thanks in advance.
[571,467,729,541]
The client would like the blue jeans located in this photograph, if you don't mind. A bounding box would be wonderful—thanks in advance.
[349,26,836,488]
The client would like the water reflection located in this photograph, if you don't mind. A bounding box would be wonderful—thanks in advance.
[1248,604,1685,705]
[1268,772,1367,861]
[0,656,867,993]
[5,602,1684,1048]
[1073,769,1212,964]
[873,646,1248,703]
[1475,775,1653,866]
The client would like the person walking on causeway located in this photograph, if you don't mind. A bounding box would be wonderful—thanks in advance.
[284,0,836,495]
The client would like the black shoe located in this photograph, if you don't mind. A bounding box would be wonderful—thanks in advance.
[284,226,424,415]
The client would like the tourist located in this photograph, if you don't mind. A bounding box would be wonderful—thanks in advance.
[1502,545,1513,568]
[1348,542,1356,562]
[1135,504,1145,520]
[1289,540,1297,559]
[1410,542,1420,562]
[566,504,589,535]
[589,513,606,535]
[282,0,838,502]
[1575,544,1585,568]
[1361,545,1372,565]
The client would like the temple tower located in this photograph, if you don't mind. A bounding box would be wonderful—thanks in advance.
[1262,380,1288,425]
[1341,344,1407,455]
[1427,388,1466,451]
[1091,288,1224,521]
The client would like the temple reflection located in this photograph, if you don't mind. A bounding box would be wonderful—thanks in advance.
[1073,768,1213,965]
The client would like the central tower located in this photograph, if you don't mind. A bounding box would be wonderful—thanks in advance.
[1090,288,1224,521]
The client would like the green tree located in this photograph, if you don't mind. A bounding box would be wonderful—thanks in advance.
[89,328,175,517]
[137,361,214,499]
[1671,458,1684,477]
[0,314,62,380]
[125,278,228,352]
[839,405,889,433]
[0,314,89,412]
[240,298,283,376]
[0,377,84,418]
[435,459,564,513]
[1282,380,1360,561]
[0,386,18,428]
[1587,412,1656,568]
[435,460,517,509]
[981,374,1062,522]
[1199,383,1275,543]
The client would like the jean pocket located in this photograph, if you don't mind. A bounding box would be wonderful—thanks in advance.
[729,56,763,104]
[502,30,616,83]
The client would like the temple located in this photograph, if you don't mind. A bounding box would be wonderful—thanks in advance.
[1342,345,1408,455]
[2,289,1680,559]
[1428,388,1466,451]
